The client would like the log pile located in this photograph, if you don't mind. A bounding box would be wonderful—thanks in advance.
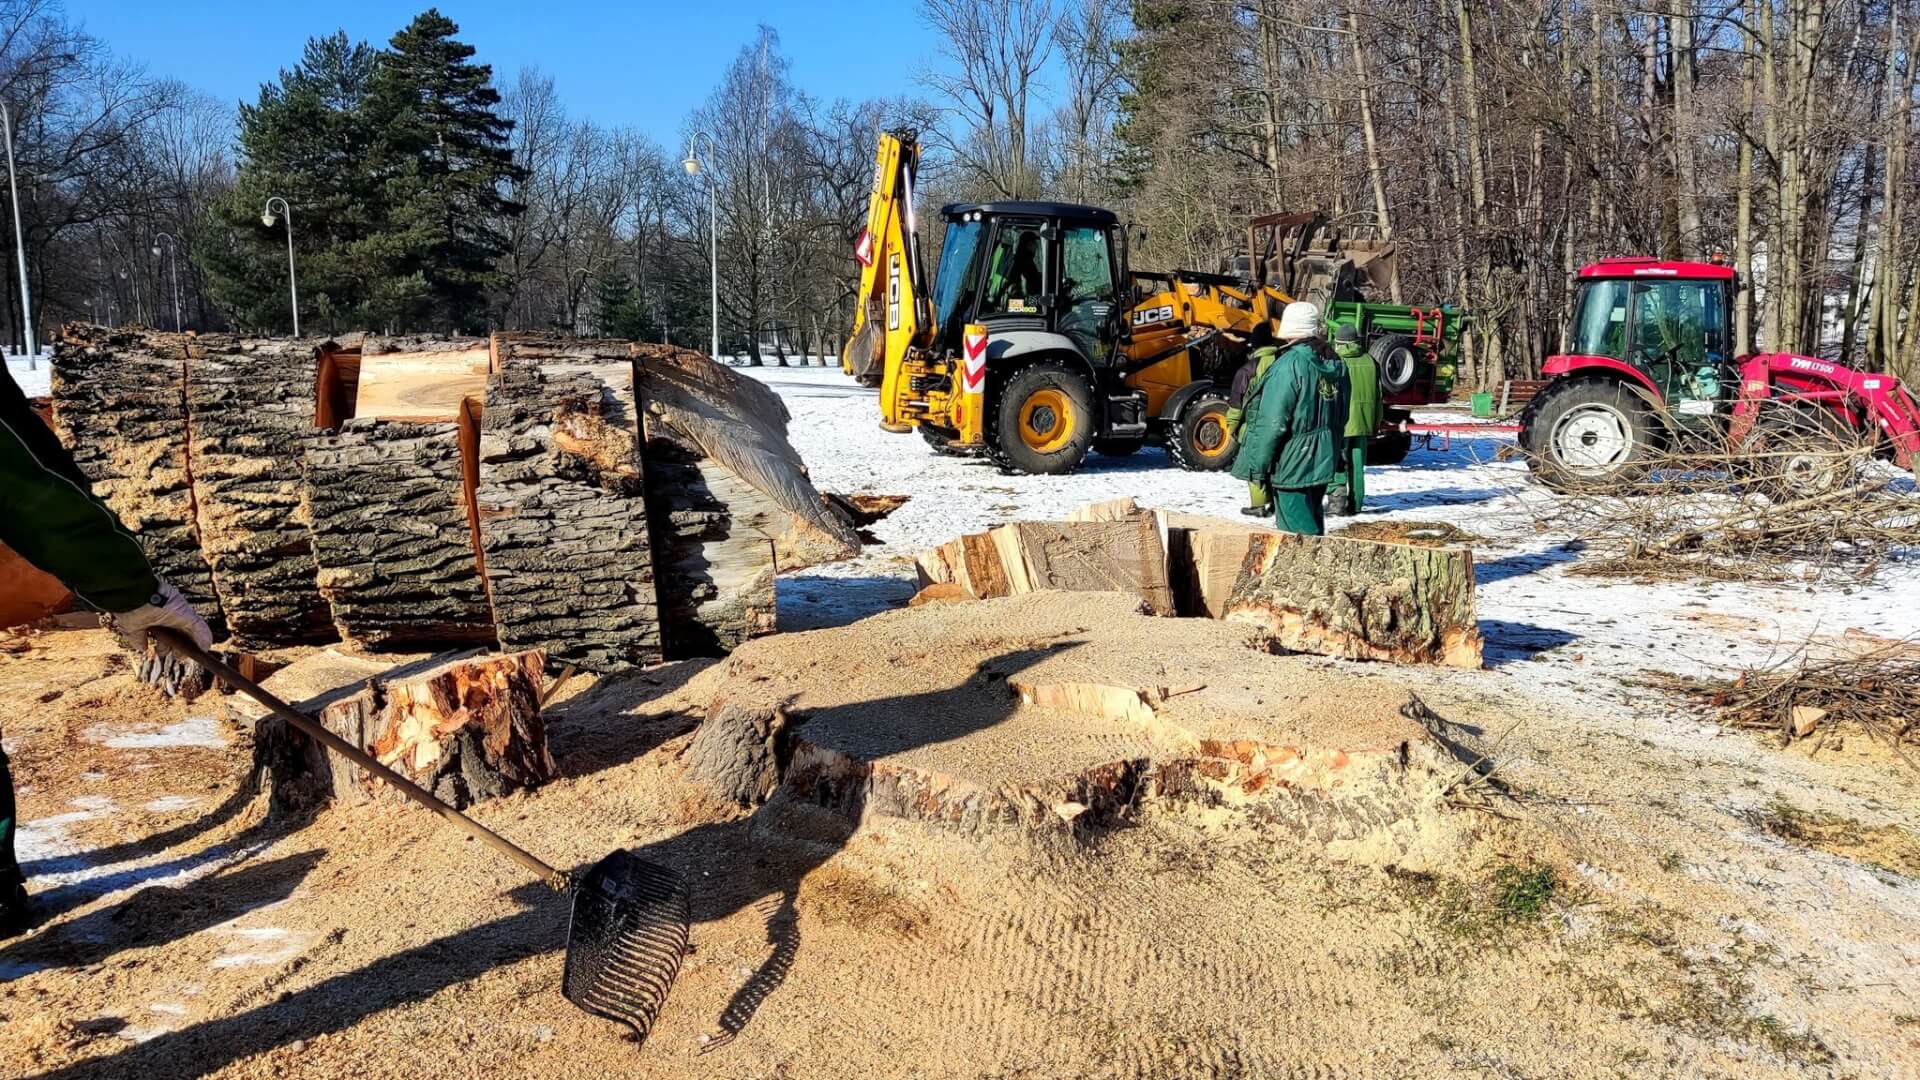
[46,325,858,669]
[914,498,1483,669]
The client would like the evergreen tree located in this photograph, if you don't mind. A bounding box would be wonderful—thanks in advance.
[593,272,656,341]
[362,9,525,333]
[197,32,381,333]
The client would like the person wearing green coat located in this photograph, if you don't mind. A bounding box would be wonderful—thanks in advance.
[0,369,214,938]
[1229,301,1350,535]
[1326,323,1381,517]
[1222,324,1280,517]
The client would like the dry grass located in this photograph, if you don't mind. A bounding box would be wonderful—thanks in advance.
[1332,519,1486,547]
[1758,801,1920,877]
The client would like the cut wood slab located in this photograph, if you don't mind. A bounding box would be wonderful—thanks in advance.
[49,326,225,637]
[184,335,334,646]
[247,648,551,812]
[1223,531,1483,668]
[303,420,496,649]
[989,516,1174,615]
[351,345,490,421]
[476,362,662,673]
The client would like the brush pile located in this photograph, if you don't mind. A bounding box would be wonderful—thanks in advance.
[1693,638,1920,768]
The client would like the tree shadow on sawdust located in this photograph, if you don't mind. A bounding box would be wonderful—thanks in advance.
[541,658,717,780]
[34,646,1072,1078]
[1478,620,1581,667]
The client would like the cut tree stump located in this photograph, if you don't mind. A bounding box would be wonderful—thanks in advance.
[303,420,496,649]
[49,326,224,637]
[246,648,551,812]
[183,335,334,646]
[476,362,662,672]
[681,700,791,805]
[631,343,858,655]
[1223,531,1483,668]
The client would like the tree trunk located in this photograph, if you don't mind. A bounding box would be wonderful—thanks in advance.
[1347,10,1399,303]
[1672,5,1703,258]
[184,335,334,647]
[303,420,497,649]
[1737,0,1758,355]
[48,325,225,637]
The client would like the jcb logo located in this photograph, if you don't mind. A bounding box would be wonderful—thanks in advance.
[1131,305,1175,326]
[887,255,902,332]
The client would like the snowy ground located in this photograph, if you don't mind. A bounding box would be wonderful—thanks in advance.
[6,353,49,397]
[753,363,1920,697]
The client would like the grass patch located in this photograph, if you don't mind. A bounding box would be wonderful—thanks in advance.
[1332,519,1485,547]
[1758,800,1920,877]
[1389,860,1565,945]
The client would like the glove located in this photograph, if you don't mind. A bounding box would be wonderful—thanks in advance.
[106,579,214,655]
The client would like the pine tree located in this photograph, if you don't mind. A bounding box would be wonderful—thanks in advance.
[593,272,656,340]
[363,9,525,333]
[197,32,381,333]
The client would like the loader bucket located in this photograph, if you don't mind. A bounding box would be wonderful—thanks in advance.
[562,849,692,1043]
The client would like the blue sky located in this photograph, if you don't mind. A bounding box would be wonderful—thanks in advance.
[75,2,941,149]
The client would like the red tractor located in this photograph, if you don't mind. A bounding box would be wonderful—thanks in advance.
[1520,256,1920,490]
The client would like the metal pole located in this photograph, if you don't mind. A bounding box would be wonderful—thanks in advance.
[264,197,299,337]
[686,130,720,364]
[155,232,182,331]
[1,102,35,368]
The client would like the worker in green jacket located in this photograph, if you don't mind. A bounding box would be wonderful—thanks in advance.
[1222,323,1280,517]
[1326,323,1382,517]
[0,369,213,938]
[1229,301,1349,535]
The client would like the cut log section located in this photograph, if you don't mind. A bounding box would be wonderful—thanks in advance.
[246,648,552,812]
[352,337,490,421]
[49,326,225,637]
[475,362,662,672]
[1223,530,1484,668]
[183,335,335,646]
[629,343,859,656]
[303,420,497,649]
[914,512,1173,616]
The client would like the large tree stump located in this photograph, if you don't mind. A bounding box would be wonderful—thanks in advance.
[184,335,335,646]
[1223,531,1483,667]
[246,648,552,812]
[475,362,662,672]
[303,420,496,649]
[49,326,224,634]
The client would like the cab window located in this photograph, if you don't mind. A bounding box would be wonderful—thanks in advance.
[1567,279,1629,360]
[1631,281,1726,368]
[1059,225,1116,359]
[983,223,1047,315]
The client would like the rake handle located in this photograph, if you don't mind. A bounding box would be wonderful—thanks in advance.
[153,628,568,891]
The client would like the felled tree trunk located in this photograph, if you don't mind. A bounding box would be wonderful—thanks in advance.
[184,335,334,646]
[1223,531,1483,668]
[49,326,225,635]
[631,343,859,656]
[250,648,552,812]
[476,362,662,672]
[303,420,496,649]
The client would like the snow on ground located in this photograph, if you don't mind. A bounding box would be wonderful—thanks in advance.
[6,352,48,397]
[750,363,1920,698]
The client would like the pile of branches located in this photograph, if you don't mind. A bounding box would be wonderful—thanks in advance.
[1525,429,1918,582]
[1670,638,1920,770]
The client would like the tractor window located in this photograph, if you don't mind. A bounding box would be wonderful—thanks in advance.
[1630,281,1726,368]
[1567,278,1630,360]
[983,223,1048,315]
[932,219,984,332]
[1059,225,1117,359]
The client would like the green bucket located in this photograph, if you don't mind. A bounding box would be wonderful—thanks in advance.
[1470,391,1495,419]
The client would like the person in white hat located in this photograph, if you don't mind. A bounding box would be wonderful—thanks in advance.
[1227,301,1349,534]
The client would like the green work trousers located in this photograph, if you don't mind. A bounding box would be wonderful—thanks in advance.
[1328,443,1366,512]
[0,743,20,907]
[1272,486,1327,536]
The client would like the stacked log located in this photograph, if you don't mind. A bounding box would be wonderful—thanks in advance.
[303,420,497,648]
[913,511,1174,616]
[183,335,334,646]
[49,326,225,636]
[476,360,662,672]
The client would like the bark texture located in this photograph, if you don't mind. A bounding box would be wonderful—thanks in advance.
[477,362,661,672]
[682,700,791,805]
[184,335,334,646]
[303,420,496,649]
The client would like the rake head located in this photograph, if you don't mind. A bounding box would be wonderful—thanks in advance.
[562,850,691,1043]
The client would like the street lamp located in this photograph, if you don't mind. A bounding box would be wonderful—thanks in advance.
[261,196,299,337]
[152,232,182,331]
[683,130,719,364]
[0,101,35,368]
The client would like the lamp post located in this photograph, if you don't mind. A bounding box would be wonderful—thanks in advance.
[682,131,719,364]
[261,196,299,337]
[0,101,35,368]
[152,232,182,331]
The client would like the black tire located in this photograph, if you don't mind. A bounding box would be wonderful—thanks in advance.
[1094,437,1146,458]
[1739,403,1862,500]
[1367,427,1414,466]
[920,427,973,457]
[1519,377,1661,491]
[1167,392,1237,471]
[989,362,1097,475]
[1371,334,1421,394]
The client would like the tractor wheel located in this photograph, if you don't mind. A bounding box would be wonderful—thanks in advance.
[1094,437,1146,458]
[1371,334,1421,395]
[1521,378,1660,491]
[1167,393,1237,471]
[1740,404,1861,500]
[1367,426,1414,466]
[990,363,1096,475]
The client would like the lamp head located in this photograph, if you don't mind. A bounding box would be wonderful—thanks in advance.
[261,211,277,227]
[682,154,700,177]
[151,245,161,257]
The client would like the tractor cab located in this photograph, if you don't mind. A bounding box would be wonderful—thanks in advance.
[930,202,1128,364]
[1554,258,1738,428]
